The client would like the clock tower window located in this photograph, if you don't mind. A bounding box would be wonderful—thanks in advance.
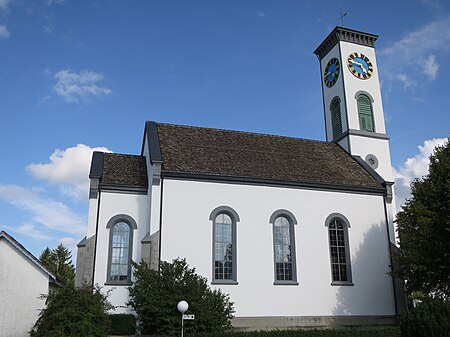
[330,97,342,139]
[357,94,375,132]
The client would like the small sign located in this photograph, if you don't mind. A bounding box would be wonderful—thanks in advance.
[183,314,195,320]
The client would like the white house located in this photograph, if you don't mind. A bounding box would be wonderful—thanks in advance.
[76,26,406,330]
[0,231,59,337]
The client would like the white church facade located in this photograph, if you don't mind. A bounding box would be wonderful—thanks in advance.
[76,27,405,329]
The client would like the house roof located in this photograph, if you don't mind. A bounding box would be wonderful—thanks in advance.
[0,231,59,284]
[149,122,384,192]
[100,153,148,188]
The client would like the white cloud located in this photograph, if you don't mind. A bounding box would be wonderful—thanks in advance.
[0,0,11,11]
[0,184,87,236]
[379,15,450,86]
[256,10,267,18]
[393,138,447,213]
[395,73,416,90]
[46,0,65,5]
[3,223,51,241]
[53,69,112,103]
[27,144,112,200]
[423,54,439,80]
[0,25,10,39]
[420,0,443,10]
[59,236,77,246]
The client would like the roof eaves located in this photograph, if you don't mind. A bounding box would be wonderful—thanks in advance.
[161,170,385,195]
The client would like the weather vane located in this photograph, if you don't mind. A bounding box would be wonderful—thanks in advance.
[338,5,347,27]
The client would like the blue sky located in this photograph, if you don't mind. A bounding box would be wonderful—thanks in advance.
[0,0,449,258]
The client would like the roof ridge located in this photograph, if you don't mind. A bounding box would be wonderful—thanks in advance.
[155,121,330,144]
[105,153,144,157]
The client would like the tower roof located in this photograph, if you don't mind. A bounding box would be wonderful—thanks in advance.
[314,26,378,60]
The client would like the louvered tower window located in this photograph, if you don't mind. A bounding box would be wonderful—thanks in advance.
[357,94,375,132]
[330,97,342,139]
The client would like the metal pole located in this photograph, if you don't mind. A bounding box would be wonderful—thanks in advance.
[181,314,184,337]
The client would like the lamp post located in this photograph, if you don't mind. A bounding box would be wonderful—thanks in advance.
[177,300,189,337]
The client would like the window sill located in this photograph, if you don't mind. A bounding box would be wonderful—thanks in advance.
[104,282,132,286]
[211,280,239,285]
[274,281,299,286]
[331,282,354,286]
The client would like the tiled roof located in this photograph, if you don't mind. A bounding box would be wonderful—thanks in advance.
[101,153,148,187]
[155,123,383,191]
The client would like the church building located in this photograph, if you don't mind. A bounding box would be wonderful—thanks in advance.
[76,27,405,329]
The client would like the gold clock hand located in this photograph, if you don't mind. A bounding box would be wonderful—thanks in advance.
[350,59,368,73]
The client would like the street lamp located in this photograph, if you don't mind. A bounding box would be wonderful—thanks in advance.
[177,300,189,337]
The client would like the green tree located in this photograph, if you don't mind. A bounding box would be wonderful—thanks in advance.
[395,139,450,298]
[128,258,234,335]
[30,284,112,337]
[39,243,75,285]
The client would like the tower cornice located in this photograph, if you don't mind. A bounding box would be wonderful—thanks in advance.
[314,27,378,60]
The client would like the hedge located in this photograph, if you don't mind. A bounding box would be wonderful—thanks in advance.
[108,314,136,335]
[189,327,400,337]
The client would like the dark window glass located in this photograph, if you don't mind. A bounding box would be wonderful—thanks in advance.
[109,222,130,282]
[328,219,350,282]
[214,214,233,280]
[274,216,293,281]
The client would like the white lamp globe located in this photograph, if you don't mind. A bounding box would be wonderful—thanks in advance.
[177,300,189,313]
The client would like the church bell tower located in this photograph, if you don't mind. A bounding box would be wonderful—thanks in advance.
[314,27,394,184]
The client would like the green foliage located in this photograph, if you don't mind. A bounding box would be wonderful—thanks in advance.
[400,299,450,337]
[395,139,450,297]
[30,284,112,337]
[108,314,136,335]
[128,258,234,335]
[39,243,75,285]
[190,327,400,337]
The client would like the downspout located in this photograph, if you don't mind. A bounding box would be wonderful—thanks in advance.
[91,189,101,291]
[383,194,399,317]
[158,176,164,271]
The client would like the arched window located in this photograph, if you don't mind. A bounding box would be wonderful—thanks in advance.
[270,210,298,285]
[106,214,137,285]
[330,97,342,139]
[357,94,375,132]
[325,214,353,285]
[209,206,239,284]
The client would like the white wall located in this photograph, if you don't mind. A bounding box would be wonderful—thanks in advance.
[159,179,396,317]
[92,191,149,313]
[0,239,49,337]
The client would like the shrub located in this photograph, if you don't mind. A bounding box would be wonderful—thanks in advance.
[128,258,234,335]
[30,284,112,337]
[400,298,450,337]
[109,314,136,335]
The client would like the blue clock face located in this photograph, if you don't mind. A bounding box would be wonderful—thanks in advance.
[324,58,340,87]
[347,52,373,79]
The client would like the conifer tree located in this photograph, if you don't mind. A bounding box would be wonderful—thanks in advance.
[39,244,75,285]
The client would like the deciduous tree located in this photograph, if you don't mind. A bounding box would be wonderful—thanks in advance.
[30,284,112,337]
[396,139,450,298]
